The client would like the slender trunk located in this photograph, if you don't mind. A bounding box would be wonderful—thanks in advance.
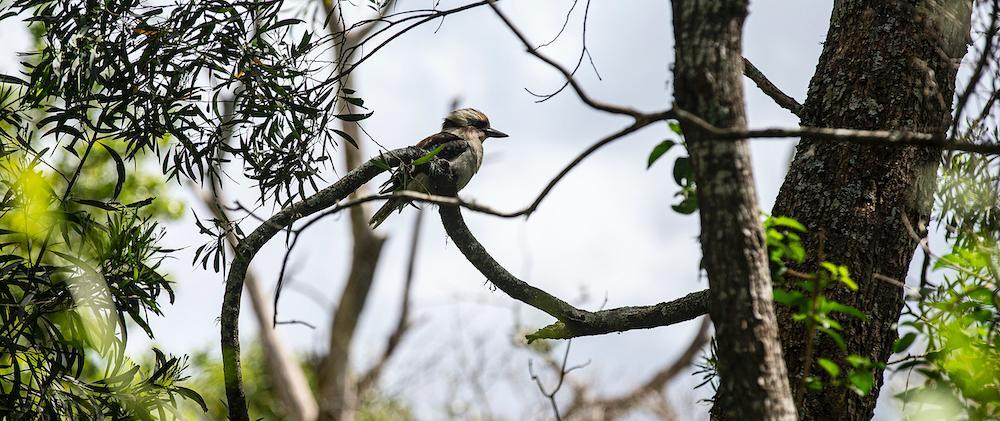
[671,1,796,419]
[771,1,973,419]
[315,74,387,421]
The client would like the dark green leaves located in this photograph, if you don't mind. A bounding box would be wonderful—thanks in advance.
[671,157,698,214]
[335,111,374,122]
[893,332,917,353]
[647,140,675,169]
[98,143,126,199]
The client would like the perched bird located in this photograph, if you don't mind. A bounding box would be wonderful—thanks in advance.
[368,108,508,228]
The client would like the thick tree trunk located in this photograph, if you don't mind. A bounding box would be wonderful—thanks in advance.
[772,1,972,419]
[671,1,796,419]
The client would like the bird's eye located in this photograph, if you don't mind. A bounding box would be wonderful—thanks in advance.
[472,120,487,128]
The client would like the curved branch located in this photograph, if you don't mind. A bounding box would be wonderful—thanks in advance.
[432,168,710,342]
[221,147,427,421]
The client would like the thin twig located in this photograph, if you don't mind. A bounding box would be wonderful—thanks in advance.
[486,0,644,119]
[742,57,803,117]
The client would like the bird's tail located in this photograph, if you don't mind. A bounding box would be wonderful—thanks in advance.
[369,198,405,229]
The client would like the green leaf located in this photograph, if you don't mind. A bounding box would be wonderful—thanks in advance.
[817,358,840,377]
[668,120,683,136]
[341,96,366,108]
[647,140,676,169]
[333,129,358,148]
[893,332,917,353]
[372,159,391,171]
[818,326,846,351]
[335,111,374,122]
[847,371,875,396]
[671,196,698,215]
[845,354,871,368]
[773,288,804,306]
[770,216,806,232]
[175,386,208,412]
[827,302,866,320]
[413,144,446,165]
[99,142,126,199]
[673,156,692,186]
[74,199,119,211]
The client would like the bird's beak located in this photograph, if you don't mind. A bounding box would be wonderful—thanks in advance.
[484,127,509,138]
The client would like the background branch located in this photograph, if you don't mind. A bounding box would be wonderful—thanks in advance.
[742,57,803,117]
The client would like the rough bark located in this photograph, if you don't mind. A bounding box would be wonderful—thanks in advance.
[670,1,796,419]
[771,1,973,419]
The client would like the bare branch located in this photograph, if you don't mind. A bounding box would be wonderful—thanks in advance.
[742,57,803,117]
[356,209,424,394]
[486,0,645,119]
[674,108,1000,155]
[563,316,712,419]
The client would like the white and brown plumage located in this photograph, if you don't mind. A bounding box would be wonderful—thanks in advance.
[368,108,508,228]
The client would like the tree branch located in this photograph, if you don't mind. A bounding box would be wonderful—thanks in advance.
[674,107,1000,155]
[562,316,712,419]
[486,0,646,119]
[222,147,427,421]
[742,57,803,117]
[431,166,709,341]
[356,209,423,395]
[194,185,319,421]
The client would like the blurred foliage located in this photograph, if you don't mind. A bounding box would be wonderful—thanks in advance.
[175,342,415,421]
[0,150,201,417]
[0,2,198,416]
[648,119,697,214]
[891,118,1000,416]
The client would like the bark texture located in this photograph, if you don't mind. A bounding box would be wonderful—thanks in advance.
[671,1,796,419]
[771,1,973,419]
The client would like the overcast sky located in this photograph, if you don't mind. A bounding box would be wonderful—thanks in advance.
[1,1,935,419]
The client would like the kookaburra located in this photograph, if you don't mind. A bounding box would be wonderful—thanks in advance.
[368,108,508,228]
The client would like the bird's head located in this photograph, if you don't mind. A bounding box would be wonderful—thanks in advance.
[442,108,508,139]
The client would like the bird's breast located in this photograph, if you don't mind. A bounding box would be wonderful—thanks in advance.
[450,140,484,191]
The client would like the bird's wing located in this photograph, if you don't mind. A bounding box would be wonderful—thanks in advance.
[379,132,469,194]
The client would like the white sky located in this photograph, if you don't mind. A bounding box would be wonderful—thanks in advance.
[0,1,941,419]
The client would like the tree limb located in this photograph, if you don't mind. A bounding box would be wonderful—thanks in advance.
[675,107,1000,155]
[222,147,427,421]
[562,316,712,419]
[430,167,709,341]
[356,208,423,394]
[742,57,803,117]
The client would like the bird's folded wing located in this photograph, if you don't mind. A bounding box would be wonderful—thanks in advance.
[379,133,470,194]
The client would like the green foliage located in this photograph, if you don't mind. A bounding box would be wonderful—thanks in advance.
[647,119,697,214]
[0,0,359,205]
[762,213,882,397]
[177,342,415,421]
[646,139,675,169]
[894,233,999,419]
[0,152,201,416]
